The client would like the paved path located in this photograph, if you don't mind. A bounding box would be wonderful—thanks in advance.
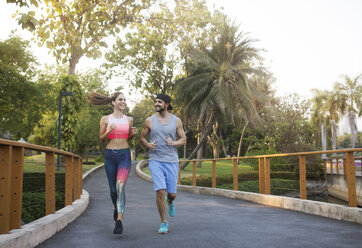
[37,161,362,248]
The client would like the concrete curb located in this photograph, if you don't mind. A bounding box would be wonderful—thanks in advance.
[82,163,104,180]
[0,163,104,248]
[136,160,362,225]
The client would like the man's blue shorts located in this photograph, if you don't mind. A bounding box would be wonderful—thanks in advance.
[149,160,179,193]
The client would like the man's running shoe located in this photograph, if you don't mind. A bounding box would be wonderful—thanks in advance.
[158,222,168,234]
[166,196,176,217]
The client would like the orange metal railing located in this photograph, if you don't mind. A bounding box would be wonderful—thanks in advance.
[0,138,83,234]
[178,148,362,208]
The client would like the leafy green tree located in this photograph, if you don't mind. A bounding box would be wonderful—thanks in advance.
[75,68,113,156]
[257,94,314,153]
[176,21,267,168]
[74,104,103,159]
[105,0,217,98]
[310,89,329,153]
[325,90,343,150]
[334,74,362,148]
[130,98,155,157]
[58,75,83,151]
[0,36,48,140]
[11,0,155,74]
[105,15,177,98]
[28,112,58,147]
[26,64,67,147]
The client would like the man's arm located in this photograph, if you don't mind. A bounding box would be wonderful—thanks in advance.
[140,117,158,150]
[166,117,186,147]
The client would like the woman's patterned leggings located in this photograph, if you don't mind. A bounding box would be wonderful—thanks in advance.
[104,149,131,215]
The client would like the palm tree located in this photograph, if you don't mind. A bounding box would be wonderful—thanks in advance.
[334,74,362,148]
[176,21,266,169]
[325,90,343,150]
[311,89,329,157]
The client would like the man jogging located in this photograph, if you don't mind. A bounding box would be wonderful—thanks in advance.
[140,93,186,234]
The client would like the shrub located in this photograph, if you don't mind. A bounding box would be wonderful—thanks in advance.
[245,148,288,170]
[136,153,148,160]
[23,172,65,193]
[95,154,104,162]
[22,173,65,223]
[180,171,299,187]
[22,192,65,223]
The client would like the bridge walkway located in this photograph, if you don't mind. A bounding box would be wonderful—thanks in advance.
[37,161,362,248]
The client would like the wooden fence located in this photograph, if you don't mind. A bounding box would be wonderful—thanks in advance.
[178,148,362,207]
[0,139,82,234]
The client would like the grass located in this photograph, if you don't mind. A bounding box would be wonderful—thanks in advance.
[142,160,254,178]
[24,154,102,174]
[220,179,299,195]
[141,160,300,196]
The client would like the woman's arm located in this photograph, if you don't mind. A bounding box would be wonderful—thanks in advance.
[127,116,136,140]
[99,115,114,143]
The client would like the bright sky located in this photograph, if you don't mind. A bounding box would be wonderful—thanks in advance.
[208,0,362,98]
[1,0,361,130]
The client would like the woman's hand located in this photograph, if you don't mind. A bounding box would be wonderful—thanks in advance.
[130,127,137,136]
[107,123,116,133]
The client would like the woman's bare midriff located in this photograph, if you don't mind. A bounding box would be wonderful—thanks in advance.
[106,138,129,149]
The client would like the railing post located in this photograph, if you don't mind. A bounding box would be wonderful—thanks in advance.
[0,145,12,234]
[259,157,265,194]
[73,157,81,200]
[177,161,181,185]
[330,159,333,175]
[10,147,24,230]
[264,157,270,194]
[345,152,357,207]
[212,160,216,188]
[343,158,347,179]
[233,158,238,191]
[323,159,327,179]
[45,152,55,215]
[79,159,83,195]
[299,155,307,200]
[336,158,339,176]
[192,161,197,186]
[65,156,74,206]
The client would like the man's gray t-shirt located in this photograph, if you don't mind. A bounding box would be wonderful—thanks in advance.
[149,114,179,162]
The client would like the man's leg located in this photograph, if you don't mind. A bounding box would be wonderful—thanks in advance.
[156,189,167,223]
[165,162,178,217]
[167,193,176,204]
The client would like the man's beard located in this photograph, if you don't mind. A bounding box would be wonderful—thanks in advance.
[156,106,165,112]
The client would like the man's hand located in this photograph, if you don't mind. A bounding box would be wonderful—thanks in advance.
[148,140,158,150]
[166,136,174,146]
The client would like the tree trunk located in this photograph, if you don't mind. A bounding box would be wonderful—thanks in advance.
[246,140,253,154]
[208,122,220,159]
[331,119,336,150]
[68,51,81,75]
[321,122,327,159]
[221,141,227,158]
[181,118,214,170]
[183,129,187,159]
[237,121,249,164]
[349,111,356,148]
[208,135,219,159]
[196,121,203,167]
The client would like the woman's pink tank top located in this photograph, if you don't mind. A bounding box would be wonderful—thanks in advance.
[107,114,129,139]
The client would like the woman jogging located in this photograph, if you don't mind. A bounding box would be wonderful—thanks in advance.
[87,91,136,234]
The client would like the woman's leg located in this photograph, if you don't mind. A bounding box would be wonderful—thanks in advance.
[115,149,132,221]
[104,150,118,208]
